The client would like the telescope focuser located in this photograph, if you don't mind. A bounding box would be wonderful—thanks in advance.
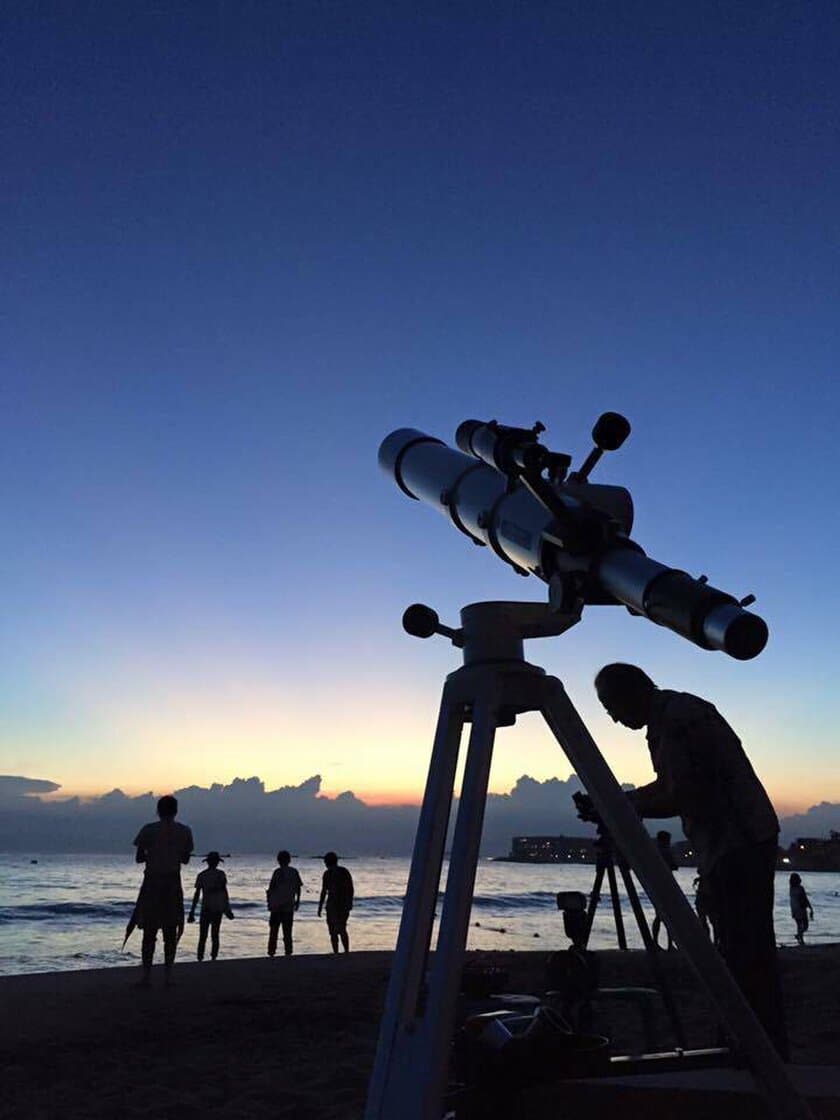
[455,413,629,491]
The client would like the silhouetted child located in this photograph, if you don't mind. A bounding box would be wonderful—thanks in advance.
[789,873,814,945]
[652,830,678,950]
[266,850,303,957]
[318,851,354,953]
[188,851,234,960]
[547,891,600,1032]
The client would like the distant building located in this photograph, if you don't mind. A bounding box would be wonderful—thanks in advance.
[779,833,840,871]
[504,834,699,866]
[507,835,599,863]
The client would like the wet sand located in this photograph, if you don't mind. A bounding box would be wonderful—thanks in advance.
[2,944,838,1118]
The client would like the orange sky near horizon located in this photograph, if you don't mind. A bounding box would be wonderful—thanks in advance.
[8,641,835,820]
[34,759,831,820]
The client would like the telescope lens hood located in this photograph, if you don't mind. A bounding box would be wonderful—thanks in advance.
[378,429,444,499]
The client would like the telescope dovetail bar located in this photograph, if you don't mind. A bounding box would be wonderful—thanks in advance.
[378,414,768,660]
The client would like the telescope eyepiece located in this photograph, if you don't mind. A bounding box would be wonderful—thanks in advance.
[704,603,768,660]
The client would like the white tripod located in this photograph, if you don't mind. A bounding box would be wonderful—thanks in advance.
[365,600,811,1120]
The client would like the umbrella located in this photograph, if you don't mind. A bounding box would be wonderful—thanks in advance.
[122,908,139,950]
[121,907,184,948]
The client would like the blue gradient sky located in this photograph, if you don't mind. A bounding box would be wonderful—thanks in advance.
[2,3,838,813]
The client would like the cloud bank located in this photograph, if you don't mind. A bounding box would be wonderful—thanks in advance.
[0,773,834,855]
[0,772,635,855]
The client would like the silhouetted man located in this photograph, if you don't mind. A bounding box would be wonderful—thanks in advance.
[133,794,194,986]
[594,662,787,1057]
[266,850,302,957]
[318,851,354,953]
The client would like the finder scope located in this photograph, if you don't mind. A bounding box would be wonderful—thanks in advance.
[378,416,768,660]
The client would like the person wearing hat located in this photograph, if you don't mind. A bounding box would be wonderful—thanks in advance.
[188,851,234,961]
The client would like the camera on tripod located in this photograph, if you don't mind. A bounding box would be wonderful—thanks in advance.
[572,790,601,827]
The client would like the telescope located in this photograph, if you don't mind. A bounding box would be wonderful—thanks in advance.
[368,416,811,1120]
[378,414,767,659]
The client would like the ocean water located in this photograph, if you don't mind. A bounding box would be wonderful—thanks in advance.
[1,854,839,976]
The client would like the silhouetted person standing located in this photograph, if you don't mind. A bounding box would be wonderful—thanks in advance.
[651,829,678,950]
[188,851,233,961]
[789,873,814,946]
[133,795,194,986]
[594,662,787,1057]
[266,850,302,957]
[318,851,354,953]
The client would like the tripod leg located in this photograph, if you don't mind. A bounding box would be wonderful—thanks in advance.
[583,862,605,948]
[365,677,468,1120]
[422,686,499,1115]
[617,859,687,1050]
[605,858,628,950]
[539,675,812,1120]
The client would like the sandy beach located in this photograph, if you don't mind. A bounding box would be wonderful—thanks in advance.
[3,945,839,1119]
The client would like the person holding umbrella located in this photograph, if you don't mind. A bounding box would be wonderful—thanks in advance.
[130,795,194,986]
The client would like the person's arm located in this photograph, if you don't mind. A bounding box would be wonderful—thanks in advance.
[221,871,234,919]
[188,876,202,923]
[318,872,328,916]
[294,870,302,911]
[134,826,148,864]
[347,871,354,911]
[805,890,814,918]
[626,779,679,819]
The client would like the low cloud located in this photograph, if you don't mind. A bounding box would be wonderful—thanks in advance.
[0,773,830,855]
[0,774,416,855]
[775,802,840,842]
[0,776,61,800]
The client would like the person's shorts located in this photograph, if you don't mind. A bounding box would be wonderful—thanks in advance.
[326,906,350,935]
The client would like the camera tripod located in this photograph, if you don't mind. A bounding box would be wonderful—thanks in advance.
[364,600,811,1120]
[581,822,687,1048]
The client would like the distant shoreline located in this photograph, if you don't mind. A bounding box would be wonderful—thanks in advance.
[493,856,840,872]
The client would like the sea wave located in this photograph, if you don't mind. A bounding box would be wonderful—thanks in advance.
[0,890,561,924]
[353,891,559,912]
[0,901,136,924]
